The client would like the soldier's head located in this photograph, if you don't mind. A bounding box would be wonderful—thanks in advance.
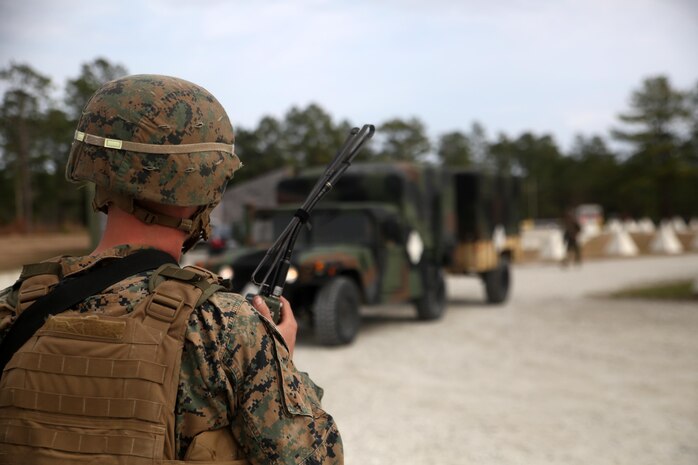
[65,74,241,252]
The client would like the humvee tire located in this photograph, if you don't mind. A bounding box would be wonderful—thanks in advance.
[482,256,510,304]
[414,264,447,320]
[313,276,361,345]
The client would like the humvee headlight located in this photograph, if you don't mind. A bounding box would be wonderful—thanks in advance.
[219,265,234,281]
[406,230,424,265]
[286,266,299,284]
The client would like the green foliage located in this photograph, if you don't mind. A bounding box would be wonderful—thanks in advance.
[610,280,697,301]
[486,132,565,218]
[437,131,472,167]
[613,76,689,150]
[0,61,696,230]
[0,59,127,231]
[480,76,698,221]
[0,63,53,230]
[64,58,128,120]
[612,75,697,218]
[284,104,351,167]
[680,82,698,165]
[566,136,622,213]
[486,133,516,174]
[232,117,286,183]
[374,117,431,162]
[232,104,352,183]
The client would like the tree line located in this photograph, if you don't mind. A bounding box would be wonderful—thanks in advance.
[1,58,697,232]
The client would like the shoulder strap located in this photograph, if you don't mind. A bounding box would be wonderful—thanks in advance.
[149,264,225,308]
[137,264,225,460]
[0,249,178,378]
[15,262,63,314]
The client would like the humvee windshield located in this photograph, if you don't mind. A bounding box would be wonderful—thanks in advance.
[251,210,375,246]
[278,173,404,205]
[278,171,431,228]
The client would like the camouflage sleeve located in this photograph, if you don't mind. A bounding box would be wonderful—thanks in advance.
[211,293,344,465]
[0,285,18,344]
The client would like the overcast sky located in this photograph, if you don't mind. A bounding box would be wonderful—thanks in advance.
[1,0,697,152]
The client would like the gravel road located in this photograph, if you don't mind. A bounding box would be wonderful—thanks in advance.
[294,255,698,465]
[2,255,696,464]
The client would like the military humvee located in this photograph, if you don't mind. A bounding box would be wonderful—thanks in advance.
[203,162,520,345]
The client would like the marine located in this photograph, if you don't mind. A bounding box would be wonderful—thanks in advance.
[0,75,343,464]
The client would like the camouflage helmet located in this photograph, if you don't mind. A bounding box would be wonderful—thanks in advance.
[66,74,241,251]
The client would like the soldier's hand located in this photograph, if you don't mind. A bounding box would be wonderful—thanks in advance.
[252,296,297,357]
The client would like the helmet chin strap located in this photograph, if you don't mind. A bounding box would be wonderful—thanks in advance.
[94,186,215,254]
[182,205,215,254]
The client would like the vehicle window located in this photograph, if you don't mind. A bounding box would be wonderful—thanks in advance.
[278,173,404,207]
[251,210,373,246]
[251,211,301,245]
[311,211,373,244]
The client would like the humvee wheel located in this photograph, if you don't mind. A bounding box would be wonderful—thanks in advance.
[482,256,510,304]
[313,277,360,345]
[414,265,446,320]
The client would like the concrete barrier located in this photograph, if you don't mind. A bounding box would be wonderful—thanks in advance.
[622,219,640,233]
[650,223,683,254]
[671,216,688,233]
[605,230,639,257]
[691,231,698,251]
[579,222,601,244]
[539,229,566,261]
[605,218,623,233]
[638,218,656,233]
[690,218,698,231]
[521,228,555,252]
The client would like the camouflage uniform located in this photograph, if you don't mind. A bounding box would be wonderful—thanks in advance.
[0,75,343,463]
[0,244,343,463]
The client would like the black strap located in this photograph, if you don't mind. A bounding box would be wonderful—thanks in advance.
[294,208,311,224]
[0,249,178,378]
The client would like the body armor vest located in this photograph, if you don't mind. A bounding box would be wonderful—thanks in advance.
[0,263,250,465]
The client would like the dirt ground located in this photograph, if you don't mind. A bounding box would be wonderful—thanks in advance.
[295,255,698,465]
[1,234,696,464]
[0,231,90,272]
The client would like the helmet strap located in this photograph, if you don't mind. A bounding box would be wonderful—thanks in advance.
[94,186,214,253]
[182,205,215,253]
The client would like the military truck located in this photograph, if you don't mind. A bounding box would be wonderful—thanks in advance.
[203,162,520,345]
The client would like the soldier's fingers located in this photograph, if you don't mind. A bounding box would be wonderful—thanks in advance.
[277,297,297,357]
[278,297,296,326]
[252,295,272,321]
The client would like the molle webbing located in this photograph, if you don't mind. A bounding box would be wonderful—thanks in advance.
[18,262,63,281]
[16,262,62,313]
[0,249,178,379]
[5,351,166,383]
[152,265,225,307]
[0,264,221,463]
[0,388,163,422]
[0,421,163,459]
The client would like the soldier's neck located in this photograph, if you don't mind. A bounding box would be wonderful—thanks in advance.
[92,206,185,262]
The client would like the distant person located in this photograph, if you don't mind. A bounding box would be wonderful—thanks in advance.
[562,211,582,266]
[0,75,342,464]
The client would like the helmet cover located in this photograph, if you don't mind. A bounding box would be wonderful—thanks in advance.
[66,74,241,250]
